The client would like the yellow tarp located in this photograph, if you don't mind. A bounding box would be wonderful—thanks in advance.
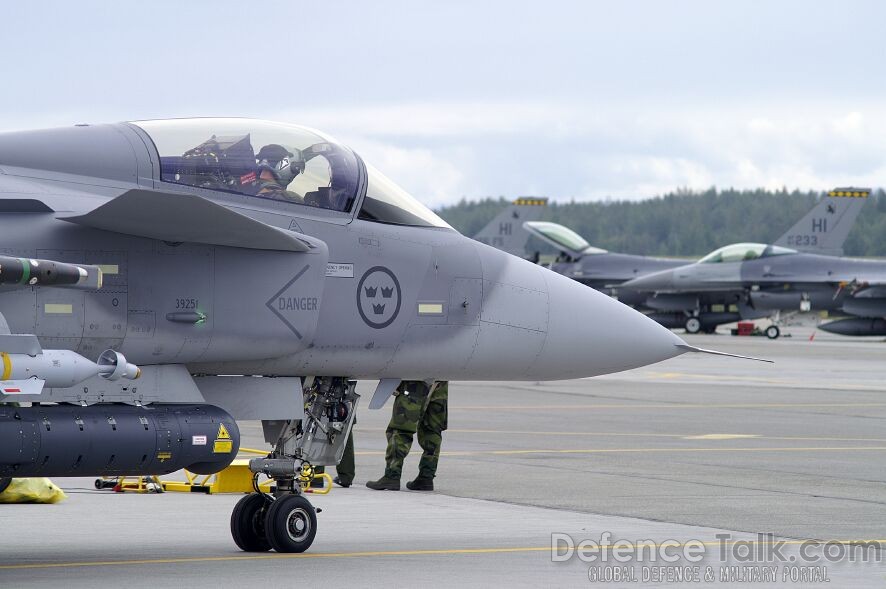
[0,478,67,504]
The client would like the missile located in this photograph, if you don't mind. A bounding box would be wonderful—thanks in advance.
[0,346,139,395]
[818,317,886,336]
[0,255,102,289]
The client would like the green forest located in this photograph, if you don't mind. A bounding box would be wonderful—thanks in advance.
[436,188,886,257]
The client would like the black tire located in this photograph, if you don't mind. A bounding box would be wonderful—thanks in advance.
[0,477,11,494]
[765,325,780,340]
[231,493,273,552]
[264,494,317,553]
[684,317,702,334]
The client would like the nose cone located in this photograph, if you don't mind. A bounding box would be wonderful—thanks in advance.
[621,267,676,292]
[533,269,686,380]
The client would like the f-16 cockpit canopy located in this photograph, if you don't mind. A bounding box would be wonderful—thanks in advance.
[698,242,797,264]
[131,118,451,228]
[523,221,607,256]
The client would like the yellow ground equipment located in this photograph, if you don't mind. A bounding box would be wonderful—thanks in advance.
[94,475,163,493]
[160,448,332,495]
[161,458,274,494]
[92,448,333,495]
[0,477,67,503]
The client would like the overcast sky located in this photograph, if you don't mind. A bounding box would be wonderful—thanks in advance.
[1,1,883,206]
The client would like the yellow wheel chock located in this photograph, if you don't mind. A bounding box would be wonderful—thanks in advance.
[94,448,333,495]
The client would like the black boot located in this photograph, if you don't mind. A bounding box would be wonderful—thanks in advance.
[366,476,400,491]
[406,477,434,491]
[333,476,351,488]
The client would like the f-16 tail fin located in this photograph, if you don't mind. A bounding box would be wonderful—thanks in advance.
[472,197,547,258]
[773,187,869,256]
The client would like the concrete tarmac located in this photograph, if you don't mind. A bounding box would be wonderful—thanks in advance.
[2,322,885,587]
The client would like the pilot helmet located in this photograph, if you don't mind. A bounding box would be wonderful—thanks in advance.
[256,144,302,188]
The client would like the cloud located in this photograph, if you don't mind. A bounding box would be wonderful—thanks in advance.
[273,101,886,205]
[3,100,882,209]
[277,103,571,138]
[345,137,472,208]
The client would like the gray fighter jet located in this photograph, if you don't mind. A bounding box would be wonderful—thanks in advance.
[472,197,547,258]
[522,221,685,306]
[0,118,760,554]
[621,189,872,338]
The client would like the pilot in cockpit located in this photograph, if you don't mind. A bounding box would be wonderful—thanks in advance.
[254,144,304,199]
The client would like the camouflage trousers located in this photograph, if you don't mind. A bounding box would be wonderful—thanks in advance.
[384,382,448,480]
[334,430,355,484]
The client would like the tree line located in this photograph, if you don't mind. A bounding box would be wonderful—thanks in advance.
[436,188,886,257]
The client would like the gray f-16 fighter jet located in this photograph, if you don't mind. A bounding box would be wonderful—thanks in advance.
[522,221,685,306]
[0,118,758,553]
[472,197,547,258]
[621,188,871,338]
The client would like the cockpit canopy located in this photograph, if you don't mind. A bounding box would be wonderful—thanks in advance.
[698,242,797,264]
[523,221,607,257]
[131,118,450,228]
[134,118,361,212]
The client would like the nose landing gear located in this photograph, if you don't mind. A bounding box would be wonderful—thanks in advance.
[231,377,358,553]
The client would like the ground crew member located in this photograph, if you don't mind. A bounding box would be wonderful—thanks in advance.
[333,431,355,488]
[366,380,448,491]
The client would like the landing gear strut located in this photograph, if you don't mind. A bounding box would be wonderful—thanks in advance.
[764,310,787,340]
[230,377,358,553]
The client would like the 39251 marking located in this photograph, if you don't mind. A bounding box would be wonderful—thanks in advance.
[175,298,199,310]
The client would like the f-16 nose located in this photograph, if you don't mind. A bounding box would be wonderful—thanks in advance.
[621,268,676,292]
[534,268,686,379]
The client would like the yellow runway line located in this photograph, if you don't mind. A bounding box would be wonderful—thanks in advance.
[442,446,886,456]
[0,546,551,570]
[354,446,886,457]
[449,402,886,411]
[356,427,886,443]
[357,427,686,438]
[2,540,884,571]
[638,370,886,391]
[642,371,792,385]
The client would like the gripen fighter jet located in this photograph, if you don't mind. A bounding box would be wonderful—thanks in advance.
[522,221,685,306]
[472,197,547,258]
[0,118,756,554]
[622,188,871,338]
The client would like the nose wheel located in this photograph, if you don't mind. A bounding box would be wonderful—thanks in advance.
[231,492,317,553]
[684,317,702,334]
[265,494,317,552]
[764,325,780,339]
